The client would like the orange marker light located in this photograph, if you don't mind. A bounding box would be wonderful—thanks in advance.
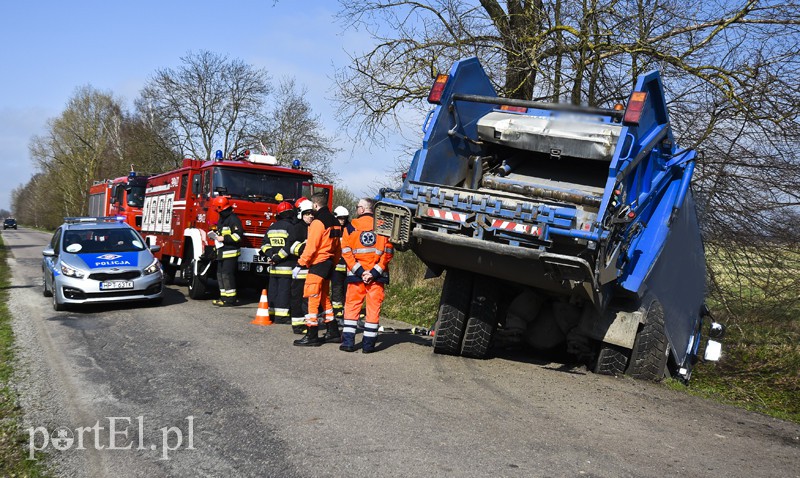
[623,92,647,125]
[427,74,449,104]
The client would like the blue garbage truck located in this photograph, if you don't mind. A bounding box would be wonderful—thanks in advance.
[374,57,723,381]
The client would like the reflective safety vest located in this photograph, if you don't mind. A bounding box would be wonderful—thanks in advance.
[260,216,300,273]
[217,209,242,259]
[342,213,393,284]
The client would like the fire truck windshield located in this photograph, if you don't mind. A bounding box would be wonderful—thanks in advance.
[213,168,304,202]
[127,186,146,208]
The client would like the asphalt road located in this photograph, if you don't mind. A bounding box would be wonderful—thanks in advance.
[4,227,799,477]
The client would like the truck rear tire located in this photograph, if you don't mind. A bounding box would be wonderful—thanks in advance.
[460,278,498,359]
[433,269,473,356]
[186,258,207,300]
[627,298,669,381]
[594,344,630,376]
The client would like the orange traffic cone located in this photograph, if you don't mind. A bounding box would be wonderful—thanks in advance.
[251,289,273,326]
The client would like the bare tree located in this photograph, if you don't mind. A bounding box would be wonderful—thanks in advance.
[121,107,184,174]
[29,85,124,218]
[139,50,272,161]
[12,172,63,229]
[259,78,340,183]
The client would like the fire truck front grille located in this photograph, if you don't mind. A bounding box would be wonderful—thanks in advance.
[241,224,267,248]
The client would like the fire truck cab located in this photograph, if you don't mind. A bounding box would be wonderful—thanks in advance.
[87,171,150,228]
[140,151,332,299]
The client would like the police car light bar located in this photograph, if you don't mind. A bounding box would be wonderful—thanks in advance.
[64,216,126,224]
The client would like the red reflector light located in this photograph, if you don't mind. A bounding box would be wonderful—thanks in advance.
[500,105,528,113]
[623,92,647,125]
[427,74,449,104]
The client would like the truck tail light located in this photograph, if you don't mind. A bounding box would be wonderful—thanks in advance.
[427,74,449,104]
[623,92,647,125]
[500,105,528,113]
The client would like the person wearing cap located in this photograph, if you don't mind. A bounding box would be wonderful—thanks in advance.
[288,198,313,334]
[210,196,243,307]
[259,201,300,324]
[340,198,394,353]
[330,206,350,327]
[293,192,342,346]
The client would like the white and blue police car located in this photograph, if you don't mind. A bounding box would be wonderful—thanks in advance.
[42,217,164,311]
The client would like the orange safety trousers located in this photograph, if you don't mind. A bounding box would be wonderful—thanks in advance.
[344,281,385,325]
[303,273,334,327]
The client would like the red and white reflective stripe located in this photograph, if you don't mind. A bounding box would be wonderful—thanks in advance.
[426,208,466,222]
[491,219,540,236]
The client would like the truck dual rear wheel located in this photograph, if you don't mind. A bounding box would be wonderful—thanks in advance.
[627,298,669,381]
[460,279,498,359]
[433,269,473,355]
[594,344,630,376]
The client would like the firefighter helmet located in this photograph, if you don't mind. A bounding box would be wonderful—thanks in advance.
[212,195,231,210]
[333,206,349,218]
[294,196,309,208]
[298,200,313,214]
[276,201,294,215]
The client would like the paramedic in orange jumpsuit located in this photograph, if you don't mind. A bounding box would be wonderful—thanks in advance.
[339,198,394,353]
[292,192,342,347]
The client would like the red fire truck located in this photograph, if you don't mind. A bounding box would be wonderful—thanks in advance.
[87,171,150,228]
[139,151,333,299]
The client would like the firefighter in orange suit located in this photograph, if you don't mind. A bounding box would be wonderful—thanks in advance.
[289,199,313,334]
[339,198,394,353]
[292,192,342,346]
[210,196,243,307]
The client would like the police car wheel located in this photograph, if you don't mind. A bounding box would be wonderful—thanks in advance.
[42,276,52,297]
[52,290,66,312]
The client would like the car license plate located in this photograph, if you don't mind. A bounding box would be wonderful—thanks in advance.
[100,281,134,290]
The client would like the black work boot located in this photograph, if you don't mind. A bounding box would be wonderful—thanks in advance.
[293,326,323,347]
[322,320,341,343]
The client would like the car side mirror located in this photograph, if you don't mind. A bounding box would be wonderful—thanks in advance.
[149,245,161,253]
[42,248,55,257]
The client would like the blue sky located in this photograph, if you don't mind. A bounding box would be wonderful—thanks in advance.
[0,0,405,212]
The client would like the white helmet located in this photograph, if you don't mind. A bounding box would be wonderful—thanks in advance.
[298,200,313,214]
[333,206,349,218]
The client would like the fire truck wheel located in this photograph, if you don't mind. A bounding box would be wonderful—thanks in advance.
[162,265,177,285]
[187,259,207,299]
[433,269,473,356]
[460,278,498,359]
[593,343,630,376]
[626,297,669,381]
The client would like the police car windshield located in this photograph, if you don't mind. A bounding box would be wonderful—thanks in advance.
[63,228,146,254]
[213,168,303,201]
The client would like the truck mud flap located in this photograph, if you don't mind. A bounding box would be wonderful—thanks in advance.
[413,229,600,304]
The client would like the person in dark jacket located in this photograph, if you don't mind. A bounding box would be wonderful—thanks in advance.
[260,201,301,324]
[211,196,243,307]
[331,206,350,324]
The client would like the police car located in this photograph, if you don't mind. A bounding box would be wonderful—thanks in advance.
[42,217,164,311]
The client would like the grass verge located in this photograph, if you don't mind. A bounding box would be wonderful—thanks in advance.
[0,234,50,476]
